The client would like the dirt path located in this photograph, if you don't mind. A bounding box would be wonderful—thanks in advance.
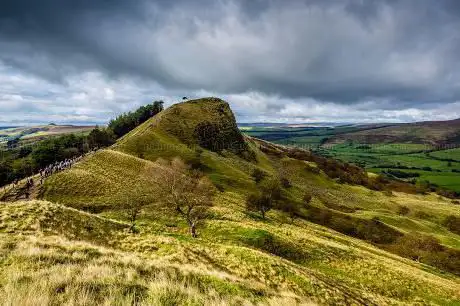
[0,175,43,202]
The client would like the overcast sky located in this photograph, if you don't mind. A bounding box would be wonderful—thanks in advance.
[1,0,460,125]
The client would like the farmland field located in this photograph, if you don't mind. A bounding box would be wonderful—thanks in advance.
[242,125,460,193]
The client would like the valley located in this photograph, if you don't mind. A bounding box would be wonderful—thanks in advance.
[243,123,460,194]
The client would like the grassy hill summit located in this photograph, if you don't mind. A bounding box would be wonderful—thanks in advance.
[1,98,460,305]
[154,98,252,157]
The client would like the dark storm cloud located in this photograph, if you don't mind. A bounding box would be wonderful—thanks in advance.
[1,0,460,123]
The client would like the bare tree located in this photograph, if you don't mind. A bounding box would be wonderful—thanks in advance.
[246,178,282,219]
[124,188,151,233]
[153,158,215,237]
[126,201,142,233]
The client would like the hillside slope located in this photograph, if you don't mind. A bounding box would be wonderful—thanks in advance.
[325,118,460,146]
[3,98,460,305]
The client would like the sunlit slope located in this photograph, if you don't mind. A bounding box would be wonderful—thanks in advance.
[1,200,459,305]
[1,201,308,305]
[34,97,460,304]
[115,97,252,159]
[42,97,460,250]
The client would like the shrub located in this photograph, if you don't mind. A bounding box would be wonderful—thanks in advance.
[242,229,305,261]
[384,169,420,178]
[280,177,292,188]
[443,215,460,235]
[251,168,266,184]
[323,201,357,213]
[388,233,460,275]
[305,206,402,244]
[397,206,410,216]
[383,190,393,197]
[414,210,432,219]
[281,201,301,223]
[302,192,313,208]
[305,164,320,174]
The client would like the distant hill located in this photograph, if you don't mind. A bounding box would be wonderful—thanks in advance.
[1,98,459,305]
[0,124,96,145]
[324,118,460,146]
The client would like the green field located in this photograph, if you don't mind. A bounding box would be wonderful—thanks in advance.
[243,126,460,193]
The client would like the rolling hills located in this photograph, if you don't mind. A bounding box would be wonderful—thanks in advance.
[324,118,460,146]
[1,98,460,305]
[243,119,460,194]
[0,124,95,147]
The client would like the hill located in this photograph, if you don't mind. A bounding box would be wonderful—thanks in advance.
[324,118,460,146]
[0,124,96,147]
[243,120,460,194]
[2,98,460,305]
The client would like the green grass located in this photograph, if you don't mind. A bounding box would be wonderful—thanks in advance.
[2,200,460,305]
[244,124,460,193]
[430,147,460,161]
[3,100,460,305]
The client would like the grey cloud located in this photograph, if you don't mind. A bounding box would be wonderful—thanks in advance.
[1,0,460,124]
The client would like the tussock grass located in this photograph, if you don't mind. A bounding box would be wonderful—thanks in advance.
[0,235,307,305]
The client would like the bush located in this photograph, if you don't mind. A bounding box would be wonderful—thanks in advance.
[251,168,266,184]
[305,206,402,244]
[443,215,460,235]
[282,201,300,223]
[397,206,410,216]
[280,177,292,188]
[305,164,320,174]
[388,233,460,275]
[302,192,313,208]
[384,169,420,178]
[242,229,305,261]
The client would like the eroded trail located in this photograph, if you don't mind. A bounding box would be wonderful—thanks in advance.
[0,176,42,202]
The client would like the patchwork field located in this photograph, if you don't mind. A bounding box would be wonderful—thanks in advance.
[243,125,460,193]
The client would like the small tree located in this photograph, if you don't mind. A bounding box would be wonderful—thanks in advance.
[124,189,151,233]
[127,201,142,233]
[246,179,282,219]
[154,158,215,237]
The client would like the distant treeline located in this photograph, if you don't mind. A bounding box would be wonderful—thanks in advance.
[0,101,164,186]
